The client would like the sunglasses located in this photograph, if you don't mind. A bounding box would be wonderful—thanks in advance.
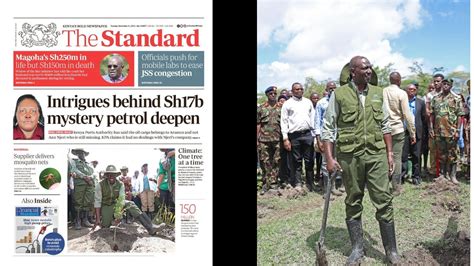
[108,64,120,69]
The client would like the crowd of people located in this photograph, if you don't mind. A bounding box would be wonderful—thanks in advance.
[256,55,470,264]
[67,148,176,236]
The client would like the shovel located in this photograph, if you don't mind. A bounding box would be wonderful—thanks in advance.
[316,170,340,265]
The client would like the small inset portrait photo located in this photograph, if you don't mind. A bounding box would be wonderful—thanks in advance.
[39,168,61,190]
[13,94,45,140]
[100,53,129,84]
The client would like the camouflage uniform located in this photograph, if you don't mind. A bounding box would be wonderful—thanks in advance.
[431,92,465,177]
[119,175,133,201]
[427,90,440,176]
[257,101,282,188]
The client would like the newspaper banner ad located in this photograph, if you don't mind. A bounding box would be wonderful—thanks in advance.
[12,17,212,262]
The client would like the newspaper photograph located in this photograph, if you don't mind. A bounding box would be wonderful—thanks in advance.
[7,4,212,264]
[257,0,469,265]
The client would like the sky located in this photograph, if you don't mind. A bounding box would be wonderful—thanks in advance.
[257,0,470,92]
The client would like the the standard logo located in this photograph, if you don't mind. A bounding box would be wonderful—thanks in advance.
[18,23,61,47]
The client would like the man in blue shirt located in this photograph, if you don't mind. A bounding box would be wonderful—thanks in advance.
[315,81,343,196]
[401,83,426,185]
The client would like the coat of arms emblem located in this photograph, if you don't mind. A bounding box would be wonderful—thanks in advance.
[18,23,60,47]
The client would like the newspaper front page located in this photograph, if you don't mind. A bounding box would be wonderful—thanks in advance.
[5,2,212,263]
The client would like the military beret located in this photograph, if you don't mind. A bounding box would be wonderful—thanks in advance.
[265,86,277,94]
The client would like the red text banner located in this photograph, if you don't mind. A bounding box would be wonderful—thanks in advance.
[14,51,134,87]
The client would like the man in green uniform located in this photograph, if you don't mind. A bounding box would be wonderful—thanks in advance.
[430,78,464,184]
[68,148,95,230]
[257,86,283,193]
[322,56,400,265]
[93,165,164,235]
[158,149,176,212]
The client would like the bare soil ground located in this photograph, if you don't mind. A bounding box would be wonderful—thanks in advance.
[257,186,328,225]
[400,229,469,265]
[259,186,307,199]
[67,221,175,253]
[398,177,469,265]
[257,176,469,265]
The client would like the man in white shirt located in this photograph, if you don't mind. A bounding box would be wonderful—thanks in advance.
[137,163,157,219]
[280,82,316,191]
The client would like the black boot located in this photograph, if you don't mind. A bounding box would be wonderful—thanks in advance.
[89,211,96,223]
[379,220,402,264]
[137,212,164,235]
[81,211,93,227]
[346,219,364,265]
[74,210,82,230]
[438,162,446,180]
[331,178,343,196]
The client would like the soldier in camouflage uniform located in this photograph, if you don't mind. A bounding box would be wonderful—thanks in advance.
[257,86,282,193]
[426,74,444,178]
[68,148,95,230]
[430,78,465,184]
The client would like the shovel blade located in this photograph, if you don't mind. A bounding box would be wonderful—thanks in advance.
[315,242,328,266]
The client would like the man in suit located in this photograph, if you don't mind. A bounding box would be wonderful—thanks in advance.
[401,83,426,185]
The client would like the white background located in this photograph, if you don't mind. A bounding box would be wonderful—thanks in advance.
[0,0,213,264]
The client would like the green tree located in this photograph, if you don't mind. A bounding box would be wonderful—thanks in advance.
[372,63,394,88]
[257,93,266,105]
[432,66,445,75]
[303,77,327,98]
[405,61,432,96]
[447,71,470,96]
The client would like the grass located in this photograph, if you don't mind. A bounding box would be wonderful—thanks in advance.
[153,204,175,227]
[257,178,470,265]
